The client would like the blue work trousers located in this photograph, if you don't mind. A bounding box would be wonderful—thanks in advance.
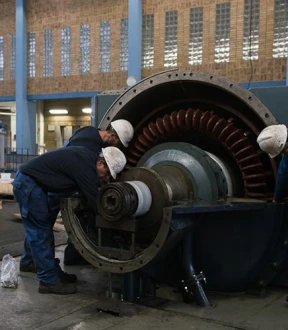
[21,193,60,267]
[13,171,60,284]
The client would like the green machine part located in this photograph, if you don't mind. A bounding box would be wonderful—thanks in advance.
[91,87,288,131]
[250,86,288,126]
[91,93,122,128]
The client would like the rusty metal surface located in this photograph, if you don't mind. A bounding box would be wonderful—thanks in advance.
[61,197,173,273]
[152,165,193,201]
[99,70,277,130]
[96,215,138,232]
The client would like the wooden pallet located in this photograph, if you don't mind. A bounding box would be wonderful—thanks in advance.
[0,181,13,196]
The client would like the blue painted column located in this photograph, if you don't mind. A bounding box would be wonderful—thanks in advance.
[16,0,36,154]
[286,56,288,86]
[128,0,142,84]
[91,95,97,128]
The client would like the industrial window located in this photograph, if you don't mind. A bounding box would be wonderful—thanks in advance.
[120,18,128,71]
[164,11,178,67]
[273,0,288,58]
[43,29,53,77]
[80,24,90,75]
[10,35,16,80]
[61,27,71,76]
[189,7,203,65]
[243,0,260,60]
[0,37,3,81]
[99,21,111,73]
[142,14,154,69]
[215,2,230,63]
[28,32,36,78]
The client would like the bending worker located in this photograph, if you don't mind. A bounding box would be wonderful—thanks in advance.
[20,119,134,269]
[63,119,134,265]
[257,124,288,202]
[13,146,127,295]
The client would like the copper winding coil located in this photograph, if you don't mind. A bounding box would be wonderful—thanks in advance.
[241,163,263,171]
[126,108,273,198]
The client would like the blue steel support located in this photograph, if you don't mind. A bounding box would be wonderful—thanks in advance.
[128,0,142,84]
[16,0,36,154]
[240,80,286,89]
[27,91,100,100]
[91,95,97,128]
[286,55,288,86]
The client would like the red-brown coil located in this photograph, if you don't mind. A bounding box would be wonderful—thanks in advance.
[126,108,274,199]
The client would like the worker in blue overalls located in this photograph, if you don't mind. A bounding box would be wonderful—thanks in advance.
[13,146,127,294]
[257,124,288,202]
[19,119,134,271]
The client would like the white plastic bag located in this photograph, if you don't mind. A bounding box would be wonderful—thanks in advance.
[1,254,19,288]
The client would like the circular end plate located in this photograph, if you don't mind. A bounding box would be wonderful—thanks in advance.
[120,167,169,230]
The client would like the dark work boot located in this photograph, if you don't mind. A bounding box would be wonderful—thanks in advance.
[54,257,77,283]
[57,269,78,283]
[38,281,77,295]
[64,242,89,266]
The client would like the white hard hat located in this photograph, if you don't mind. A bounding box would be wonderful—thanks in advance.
[257,124,288,158]
[101,146,127,179]
[110,119,134,147]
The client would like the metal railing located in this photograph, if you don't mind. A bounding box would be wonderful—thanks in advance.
[3,148,38,173]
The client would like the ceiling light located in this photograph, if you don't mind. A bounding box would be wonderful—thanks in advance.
[82,108,92,114]
[0,112,15,116]
[49,109,68,115]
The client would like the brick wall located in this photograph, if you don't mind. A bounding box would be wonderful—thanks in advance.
[27,0,128,94]
[142,0,286,82]
[0,0,15,96]
[0,0,286,97]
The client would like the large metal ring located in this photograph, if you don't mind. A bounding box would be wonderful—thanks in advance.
[60,198,172,273]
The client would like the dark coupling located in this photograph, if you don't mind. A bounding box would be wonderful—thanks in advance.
[97,182,139,221]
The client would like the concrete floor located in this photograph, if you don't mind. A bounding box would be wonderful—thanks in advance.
[0,246,288,330]
[0,201,66,258]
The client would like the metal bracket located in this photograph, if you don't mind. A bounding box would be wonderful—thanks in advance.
[181,271,207,290]
[181,271,209,306]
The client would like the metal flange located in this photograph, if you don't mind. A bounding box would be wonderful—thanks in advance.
[119,167,170,230]
[99,69,277,133]
[60,197,173,273]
